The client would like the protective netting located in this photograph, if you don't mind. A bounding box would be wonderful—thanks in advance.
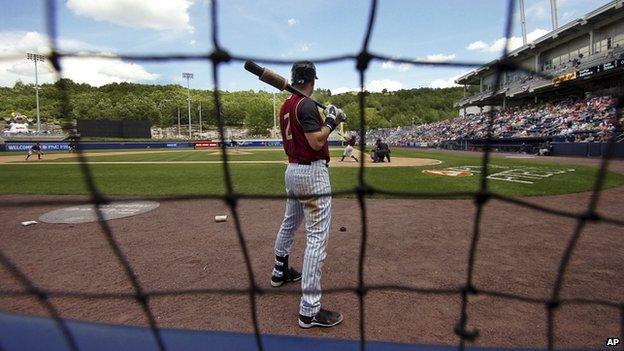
[0,0,623,351]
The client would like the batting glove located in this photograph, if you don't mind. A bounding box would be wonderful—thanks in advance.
[324,105,347,132]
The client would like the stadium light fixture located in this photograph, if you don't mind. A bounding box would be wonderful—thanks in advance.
[198,101,202,137]
[550,0,558,30]
[177,107,181,138]
[26,53,45,134]
[182,72,194,140]
[273,92,277,137]
[519,0,527,45]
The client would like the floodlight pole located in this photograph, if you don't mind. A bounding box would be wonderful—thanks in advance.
[177,107,181,138]
[183,72,194,140]
[198,101,202,137]
[27,53,45,133]
[519,0,527,45]
[272,92,276,137]
[550,0,558,30]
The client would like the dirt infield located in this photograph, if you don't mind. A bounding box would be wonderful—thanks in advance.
[329,149,441,167]
[207,149,253,156]
[1,180,622,349]
[0,149,441,168]
[0,149,253,164]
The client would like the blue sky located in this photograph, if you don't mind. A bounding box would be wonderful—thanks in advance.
[0,0,612,93]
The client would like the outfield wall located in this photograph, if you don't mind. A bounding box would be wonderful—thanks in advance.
[1,142,192,151]
[403,141,624,158]
[0,140,343,152]
[551,142,624,158]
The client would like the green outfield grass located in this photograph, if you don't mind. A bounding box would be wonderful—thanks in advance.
[48,148,287,162]
[1,148,622,198]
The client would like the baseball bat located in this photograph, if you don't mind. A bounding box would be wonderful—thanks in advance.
[244,60,327,109]
[244,60,349,139]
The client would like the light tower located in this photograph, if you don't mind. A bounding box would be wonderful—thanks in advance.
[27,53,45,133]
[550,0,559,30]
[519,0,527,45]
[272,92,277,138]
[182,72,194,139]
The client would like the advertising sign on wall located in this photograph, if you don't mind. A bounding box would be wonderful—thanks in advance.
[5,143,69,151]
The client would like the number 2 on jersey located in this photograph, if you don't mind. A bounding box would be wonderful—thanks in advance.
[284,112,293,140]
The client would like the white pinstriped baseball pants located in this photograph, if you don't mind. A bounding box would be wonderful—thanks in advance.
[273,160,332,317]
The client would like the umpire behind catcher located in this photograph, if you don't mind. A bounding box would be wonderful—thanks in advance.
[372,138,391,163]
[270,61,346,329]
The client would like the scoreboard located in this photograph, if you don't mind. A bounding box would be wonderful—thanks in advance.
[553,58,624,85]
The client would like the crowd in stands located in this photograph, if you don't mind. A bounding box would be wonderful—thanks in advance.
[457,45,624,107]
[366,96,621,147]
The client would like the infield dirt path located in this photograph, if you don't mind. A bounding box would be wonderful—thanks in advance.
[0,148,442,168]
[0,187,622,349]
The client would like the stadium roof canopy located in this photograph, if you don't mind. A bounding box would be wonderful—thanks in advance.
[456,0,624,85]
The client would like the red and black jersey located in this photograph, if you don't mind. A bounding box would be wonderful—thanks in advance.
[347,136,356,147]
[279,94,329,163]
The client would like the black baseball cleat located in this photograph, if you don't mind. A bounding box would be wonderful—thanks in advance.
[270,267,302,287]
[299,309,343,328]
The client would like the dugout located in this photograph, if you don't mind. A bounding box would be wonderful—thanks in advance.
[77,120,151,139]
[444,138,624,158]
[551,141,624,158]
[466,137,549,154]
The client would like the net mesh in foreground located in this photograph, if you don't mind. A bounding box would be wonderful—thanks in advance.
[0,0,623,351]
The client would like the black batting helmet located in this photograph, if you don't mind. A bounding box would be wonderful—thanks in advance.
[291,61,318,85]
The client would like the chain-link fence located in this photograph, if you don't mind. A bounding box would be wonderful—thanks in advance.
[1,0,623,350]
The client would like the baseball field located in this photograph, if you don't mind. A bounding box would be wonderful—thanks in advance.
[1,147,623,349]
[1,147,623,197]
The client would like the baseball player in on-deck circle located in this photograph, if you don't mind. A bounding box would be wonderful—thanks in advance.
[340,134,358,162]
[270,61,346,328]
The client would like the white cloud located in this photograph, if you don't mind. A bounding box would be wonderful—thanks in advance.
[330,87,354,95]
[331,79,403,94]
[300,43,311,52]
[367,79,402,92]
[189,39,196,46]
[0,31,100,54]
[66,0,194,32]
[430,77,459,89]
[0,31,158,87]
[525,0,549,20]
[429,73,465,89]
[467,41,488,51]
[466,28,549,53]
[381,60,411,72]
[418,53,456,63]
[63,54,158,86]
[287,18,298,26]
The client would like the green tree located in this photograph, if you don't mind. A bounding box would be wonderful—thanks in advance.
[244,96,273,135]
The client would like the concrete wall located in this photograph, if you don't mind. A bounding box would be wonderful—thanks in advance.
[551,142,624,158]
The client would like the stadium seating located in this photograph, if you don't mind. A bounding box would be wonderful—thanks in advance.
[367,96,621,147]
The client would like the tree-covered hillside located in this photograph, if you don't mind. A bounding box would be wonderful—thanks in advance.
[0,79,475,134]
